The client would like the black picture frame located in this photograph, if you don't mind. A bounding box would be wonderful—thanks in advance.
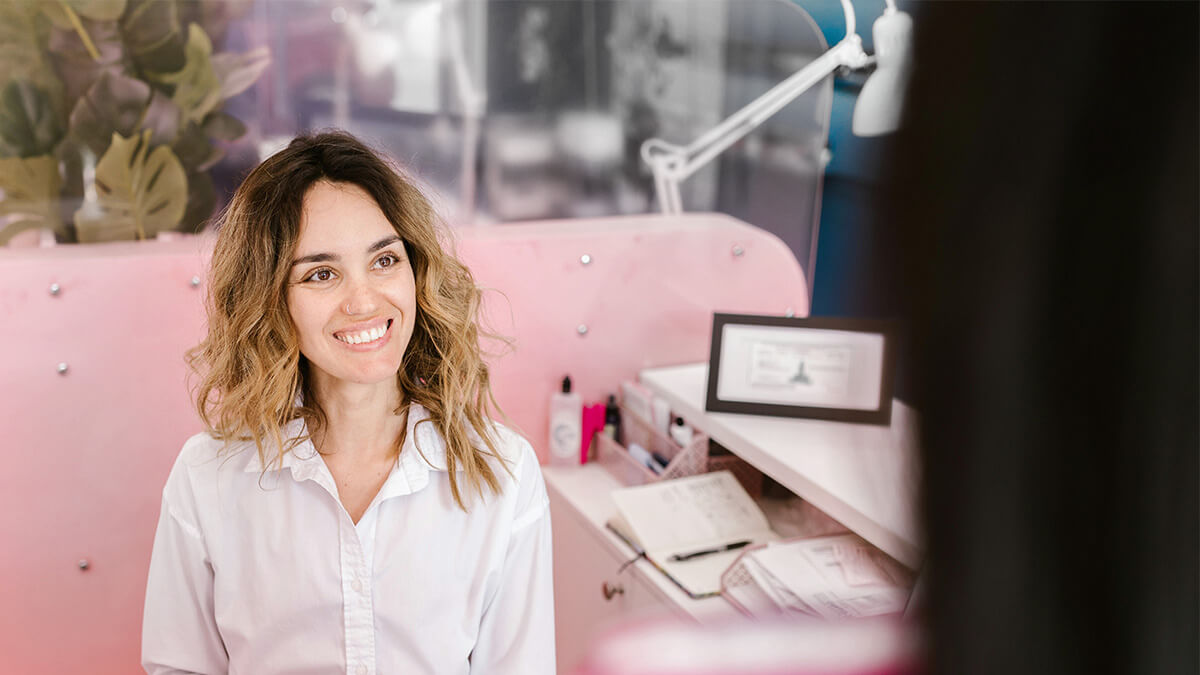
[705,313,898,425]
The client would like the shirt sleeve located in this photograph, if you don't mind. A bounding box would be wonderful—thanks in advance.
[142,450,230,675]
[469,438,556,674]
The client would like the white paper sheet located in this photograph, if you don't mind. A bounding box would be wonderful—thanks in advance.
[746,534,912,619]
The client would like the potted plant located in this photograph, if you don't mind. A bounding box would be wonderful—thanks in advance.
[0,0,269,244]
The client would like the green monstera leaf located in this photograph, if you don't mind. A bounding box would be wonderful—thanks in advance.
[201,110,246,142]
[211,46,270,101]
[0,154,64,244]
[47,15,124,105]
[75,129,187,241]
[120,0,185,75]
[41,0,128,28]
[171,121,223,171]
[153,24,221,125]
[140,89,183,147]
[68,72,149,156]
[181,0,255,47]
[68,72,181,157]
[41,0,128,62]
[0,81,64,158]
[0,3,63,110]
[178,168,214,232]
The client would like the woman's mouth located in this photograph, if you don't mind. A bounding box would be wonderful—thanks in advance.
[334,319,393,346]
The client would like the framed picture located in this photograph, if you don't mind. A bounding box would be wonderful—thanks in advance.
[706,313,898,424]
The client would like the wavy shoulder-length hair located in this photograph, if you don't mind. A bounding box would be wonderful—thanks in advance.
[188,130,509,510]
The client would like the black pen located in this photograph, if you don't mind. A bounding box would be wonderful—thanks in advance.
[668,540,752,562]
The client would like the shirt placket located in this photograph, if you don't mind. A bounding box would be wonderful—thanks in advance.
[340,516,376,675]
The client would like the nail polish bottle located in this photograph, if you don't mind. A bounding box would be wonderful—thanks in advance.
[603,394,621,445]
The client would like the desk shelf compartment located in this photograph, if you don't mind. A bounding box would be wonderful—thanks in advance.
[595,404,708,487]
[705,450,765,499]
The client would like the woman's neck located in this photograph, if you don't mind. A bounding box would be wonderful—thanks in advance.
[309,375,407,464]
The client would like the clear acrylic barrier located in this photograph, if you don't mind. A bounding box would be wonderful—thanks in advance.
[4,0,831,278]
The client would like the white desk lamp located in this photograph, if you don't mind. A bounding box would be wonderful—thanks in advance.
[852,3,913,136]
[640,0,913,215]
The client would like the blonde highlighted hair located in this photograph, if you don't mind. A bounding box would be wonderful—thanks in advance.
[188,131,508,509]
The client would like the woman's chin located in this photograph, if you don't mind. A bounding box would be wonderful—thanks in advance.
[346,367,403,387]
[308,361,404,390]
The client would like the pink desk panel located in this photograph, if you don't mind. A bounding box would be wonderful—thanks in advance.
[0,212,807,673]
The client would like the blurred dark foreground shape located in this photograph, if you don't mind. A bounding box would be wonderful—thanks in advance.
[881,3,1199,675]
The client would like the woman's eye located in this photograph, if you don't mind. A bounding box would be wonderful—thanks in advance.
[375,253,399,269]
[306,268,334,282]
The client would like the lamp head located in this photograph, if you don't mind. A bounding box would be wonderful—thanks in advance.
[852,7,914,136]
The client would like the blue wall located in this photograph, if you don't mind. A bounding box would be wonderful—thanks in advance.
[799,0,906,318]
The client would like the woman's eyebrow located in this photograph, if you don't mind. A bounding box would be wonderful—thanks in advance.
[368,235,402,253]
[292,252,336,266]
[291,237,401,267]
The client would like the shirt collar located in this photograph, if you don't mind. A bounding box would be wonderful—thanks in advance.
[240,402,461,482]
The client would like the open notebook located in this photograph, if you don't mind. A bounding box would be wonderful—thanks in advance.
[606,471,778,598]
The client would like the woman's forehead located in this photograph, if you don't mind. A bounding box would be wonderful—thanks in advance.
[296,181,400,249]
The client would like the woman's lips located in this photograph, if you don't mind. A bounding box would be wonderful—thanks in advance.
[333,318,393,348]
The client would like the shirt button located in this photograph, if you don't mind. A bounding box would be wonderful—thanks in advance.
[355,665,367,675]
[351,579,363,593]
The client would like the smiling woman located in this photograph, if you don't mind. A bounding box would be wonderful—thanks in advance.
[142,131,554,674]
[286,182,418,391]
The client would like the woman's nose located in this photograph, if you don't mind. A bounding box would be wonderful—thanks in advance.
[341,277,380,316]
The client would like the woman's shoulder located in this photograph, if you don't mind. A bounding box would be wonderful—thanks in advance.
[171,429,261,480]
[482,421,532,457]
[472,420,537,474]
[474,421,547,517]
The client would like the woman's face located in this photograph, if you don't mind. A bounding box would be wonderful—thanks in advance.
[286,180,417,388]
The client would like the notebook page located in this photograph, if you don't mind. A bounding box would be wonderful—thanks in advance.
[610,471,771,553]
[656,547,747,597]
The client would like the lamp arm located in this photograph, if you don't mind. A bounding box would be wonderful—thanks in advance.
[642,36,870,213]
[680,37,865,183]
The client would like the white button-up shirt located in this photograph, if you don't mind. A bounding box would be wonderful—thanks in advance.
[142,404,554,674]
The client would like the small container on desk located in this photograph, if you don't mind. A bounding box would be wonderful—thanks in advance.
[594,402,708,486]
[706,450,765,499]
[720,542,778,618]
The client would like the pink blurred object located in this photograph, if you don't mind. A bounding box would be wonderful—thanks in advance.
[573,615,920,675]
[0,213,808,674]
[581,402,607,463]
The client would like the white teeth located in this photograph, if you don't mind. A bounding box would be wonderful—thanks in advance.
[336,322,388,345]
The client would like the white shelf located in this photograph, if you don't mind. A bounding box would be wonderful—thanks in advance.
[639,363,922,569]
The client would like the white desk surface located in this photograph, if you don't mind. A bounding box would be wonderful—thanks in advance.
[542,463,741,624]
[639,363,922,569]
